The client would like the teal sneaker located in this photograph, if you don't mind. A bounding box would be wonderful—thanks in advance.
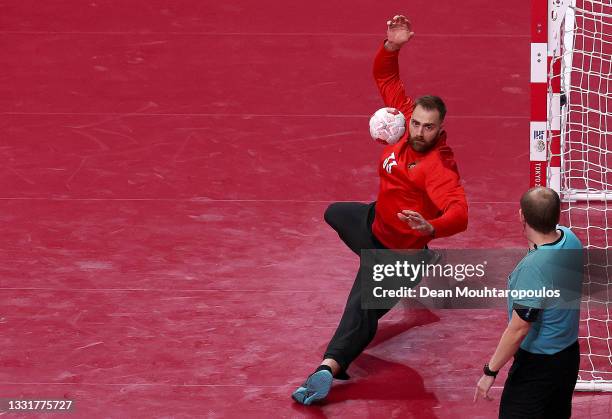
[291,370,333,405]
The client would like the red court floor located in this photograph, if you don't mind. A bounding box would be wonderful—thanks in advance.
[1,1,611,417]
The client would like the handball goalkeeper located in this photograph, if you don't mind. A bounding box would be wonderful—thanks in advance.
[292,14,469,405]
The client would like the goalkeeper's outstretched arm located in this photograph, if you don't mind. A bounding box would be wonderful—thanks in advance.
[373,15,416,115]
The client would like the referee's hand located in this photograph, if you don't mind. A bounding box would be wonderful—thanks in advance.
[474,374,495,402]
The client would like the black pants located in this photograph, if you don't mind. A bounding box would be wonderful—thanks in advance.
[322,201,392,373]
[499,340,580,419]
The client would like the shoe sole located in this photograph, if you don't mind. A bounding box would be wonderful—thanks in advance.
[291,370,333,405]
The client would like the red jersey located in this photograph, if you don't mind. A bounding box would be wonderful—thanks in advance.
[371,42,468,249]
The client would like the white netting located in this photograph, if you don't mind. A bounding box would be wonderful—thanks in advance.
[549,0,612,390]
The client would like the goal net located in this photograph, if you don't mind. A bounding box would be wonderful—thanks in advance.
[532,0,612,391]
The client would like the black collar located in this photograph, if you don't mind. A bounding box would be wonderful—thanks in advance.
[534,229,564,249]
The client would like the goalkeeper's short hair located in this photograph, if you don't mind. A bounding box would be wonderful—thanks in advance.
[415,95,447,121]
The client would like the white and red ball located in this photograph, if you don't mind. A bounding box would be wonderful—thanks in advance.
[368,107,406,145]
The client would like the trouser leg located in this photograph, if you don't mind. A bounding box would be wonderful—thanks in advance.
[322,202,395,372]
[323,264,393,371]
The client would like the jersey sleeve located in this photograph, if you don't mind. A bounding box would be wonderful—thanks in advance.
[373,41,415,117]
[511,265,547,309]
[424,150,469,238]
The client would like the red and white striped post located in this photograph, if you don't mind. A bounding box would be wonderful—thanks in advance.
[530,0,549,188]
[530,0,569,192]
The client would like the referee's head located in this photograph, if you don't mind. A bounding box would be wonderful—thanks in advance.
[519,187,561,234]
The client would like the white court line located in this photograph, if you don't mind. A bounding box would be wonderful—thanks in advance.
[0,198,515,204]
[0,381,505,389]
[0,287,339,293]
[1,112,527,119]
[0,381,280,387]
[0,31,529,38]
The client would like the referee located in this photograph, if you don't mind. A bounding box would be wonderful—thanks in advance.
[474,187,584,418]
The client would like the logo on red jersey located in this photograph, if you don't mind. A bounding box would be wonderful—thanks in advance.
[383,152,397,174]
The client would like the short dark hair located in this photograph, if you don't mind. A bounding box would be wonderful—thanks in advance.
[520,187,561,234]
[415,95,447,122]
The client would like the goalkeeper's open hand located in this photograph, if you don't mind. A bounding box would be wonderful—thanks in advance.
[386,15,415,51]
[397,210,434,236]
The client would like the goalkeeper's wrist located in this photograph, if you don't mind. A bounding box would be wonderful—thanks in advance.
[384,40,402,52]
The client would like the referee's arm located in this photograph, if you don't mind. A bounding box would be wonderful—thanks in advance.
[473,310,532,402]
[488,310,532,372]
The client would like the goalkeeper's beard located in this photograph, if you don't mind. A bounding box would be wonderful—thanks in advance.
[409,132,441,153]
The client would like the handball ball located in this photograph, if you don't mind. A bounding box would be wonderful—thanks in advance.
[369,107,406,145]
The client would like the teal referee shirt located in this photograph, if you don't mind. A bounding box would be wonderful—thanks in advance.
[507,226,584,355]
